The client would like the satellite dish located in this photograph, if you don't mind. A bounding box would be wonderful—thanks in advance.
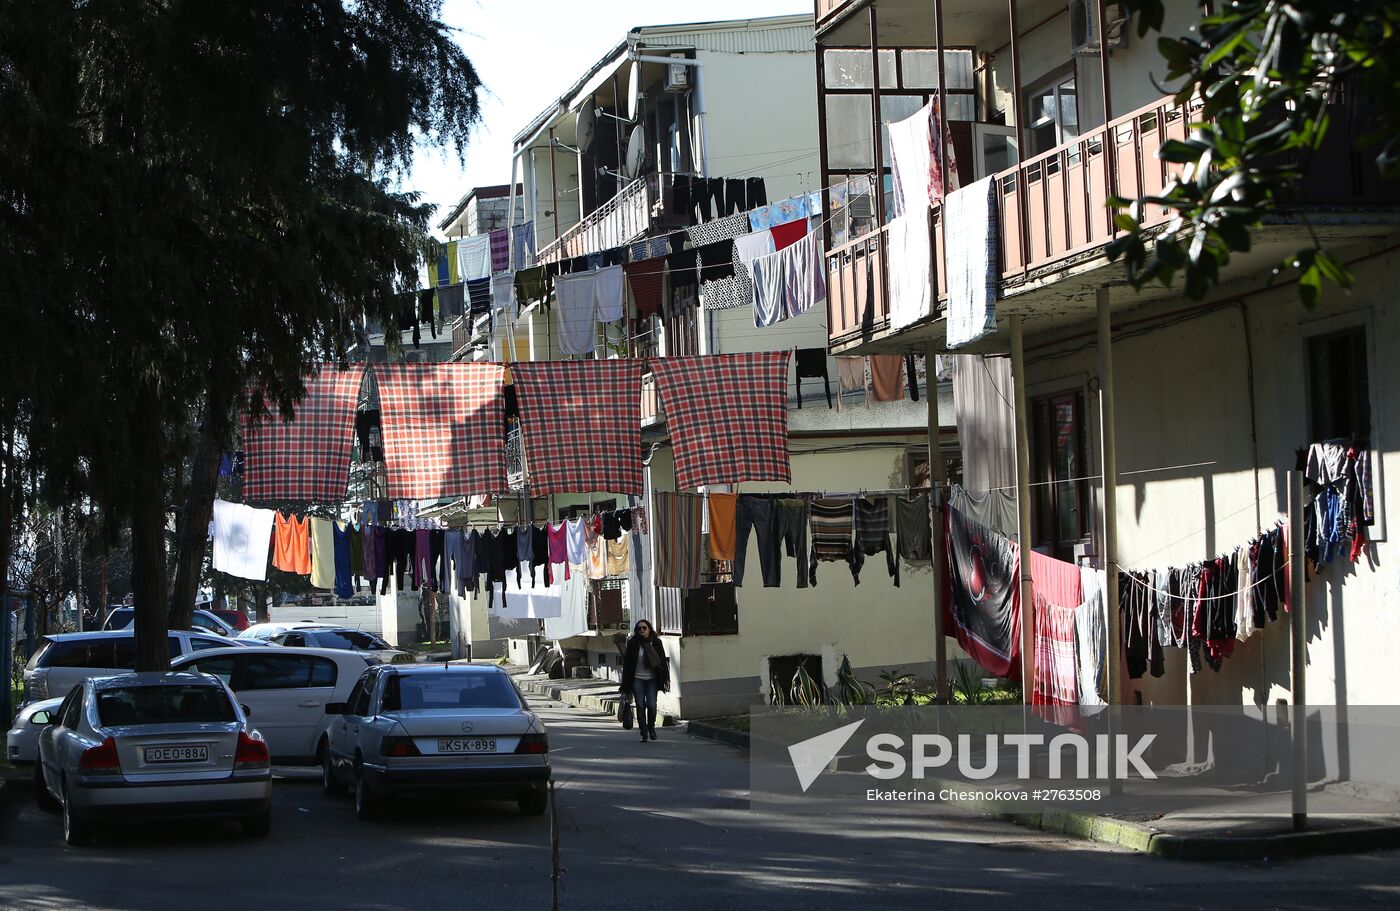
[626,63,640,122]
[576,98,597,154]
[624,125,645,179]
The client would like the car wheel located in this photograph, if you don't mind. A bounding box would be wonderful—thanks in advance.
[62,781,93,847]
[517,784,548,817]
[320,742,346,797]
[242,805,272,837]
[33,764,59,813]
[353,764,378,821]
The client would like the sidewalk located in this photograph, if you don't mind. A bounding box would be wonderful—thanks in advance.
[685,719,1400,861]
[510,669,679,728]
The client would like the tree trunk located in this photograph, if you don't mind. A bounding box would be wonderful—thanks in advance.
[428,589,438,645]
[256,583,270,622]
[130,382,171,672]
[96,554,110,628]
[170,409,223,630]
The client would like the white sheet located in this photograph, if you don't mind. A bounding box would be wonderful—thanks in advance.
[554,273,597,356]
[543,569,591,639]
[457,235,492,281]
[594,265,625,323]
[490,574,564,619]
[886,213,932,331]
[211,500,275,582]
[944,177,999,348]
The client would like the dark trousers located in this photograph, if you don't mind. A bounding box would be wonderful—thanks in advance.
[631,678,659,731]
[776,499,810,589]
[734,496,779,587]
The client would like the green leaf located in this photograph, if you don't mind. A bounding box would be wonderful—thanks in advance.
[1298,263,1322,309]
[1158,139,1206,164]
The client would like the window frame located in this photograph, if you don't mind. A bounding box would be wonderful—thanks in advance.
[1022,64,1081,157]
[1029,387,1092,559]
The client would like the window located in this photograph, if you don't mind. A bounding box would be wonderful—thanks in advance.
[242,655,336,691]
[180,656,238,688]
[681,584,738,636]
[1030,390,1091,559]
[347,672,375,717]
[189,636,227,651]
[1024,68,1080,156]
[315,630,389,651]
[58,689,83,729]
[279,633,306,648]
[379,672,521,711]
[96,685,235,726]
[1308,328,1371,441]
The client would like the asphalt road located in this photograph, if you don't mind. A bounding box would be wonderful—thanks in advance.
[5,696,1400,910]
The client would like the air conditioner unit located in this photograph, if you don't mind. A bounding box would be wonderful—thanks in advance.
[1069,0,1128,56]
[664,53,690,94]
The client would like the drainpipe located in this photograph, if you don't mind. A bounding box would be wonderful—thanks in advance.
[1010,315,1035,705]
[547,126,561,245]
[868,6,886,225]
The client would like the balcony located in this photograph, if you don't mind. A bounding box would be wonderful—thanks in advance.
[827,91,1400,353]
[537,173,690,265]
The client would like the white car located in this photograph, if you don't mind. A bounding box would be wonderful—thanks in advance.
[22,630,261,704]
[239,621,334,642]
[35,672,273,846]
[270,627,416,665]
[103,607,236,637]
[322,664,550,820]
[7,696,63,764]
[170,646,370,764]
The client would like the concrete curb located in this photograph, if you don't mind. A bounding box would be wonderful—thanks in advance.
[681,720,1400,861]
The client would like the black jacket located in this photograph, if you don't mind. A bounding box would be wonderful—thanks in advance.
[619,634,670,693]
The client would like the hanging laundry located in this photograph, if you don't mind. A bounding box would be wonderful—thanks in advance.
[793,348,832,409]
[437,282,465,319]
[775,498,810,589]
[809,497,857,586]
[894,493,932,562]
[242,367,364,503]
[211,500,276,582]
[309,518,337,590]
[272,512,312,575]
[360,525,380,588]
[489,228,510,273]
[586,529,607,581]
[697,240,736,284]
[511,360,644,495]
[836,357,868,408]
[1076,566,1108,709]
[466,277,492,316]
[594,264,626,323]
[565,516,588,566]
[374,363,507,499]
[770,219,808,252]
[622,259,665,320]
[665,246,698,295]
[553,272,598,356]
[869,356,906,402]
[1118,572,1165,679]
[347,524,364,589]
[855,496,899,586]
[544,571,590,639]
[332,522,354,598]
[1030,550,1082,615]
[1033,595,1080,728]
[949,484,1019,542]
[607,537,630,575]
[781,230,826,320]
[491,273,514,312]
[602,511,623,541]
[379,528,415,595]
[707,492,738,562]
[734,230,775,271]
[944,177,1000,348]
[886,212,933,332]
[515,266,547,307]
[457,234,492,280]
[946,503,1021,679]
[650,352,792,490]
[546,521,570,582]
[750,246,787,328]
[489,573,564,620]
[888,96,959,216]
[529,524,549,585]
[653,492,705,590]
[511,222,536,270]
[734,496,779,587]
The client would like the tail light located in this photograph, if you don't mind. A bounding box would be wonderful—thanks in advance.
[28,670,49,701]
[380,736,421,758]
[515,733,549,755]
[79,737,121,774]
[235,732,270,770]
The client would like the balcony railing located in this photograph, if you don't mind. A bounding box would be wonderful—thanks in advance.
[537,172,695,265]
[506,425,525,490]
[640,372,663,426]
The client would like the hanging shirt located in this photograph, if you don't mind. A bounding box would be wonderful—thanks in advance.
[272,512,311,575]
[607,537,630,576]
[212,501,275,582]
[309,518,337,590]
[565,517,588,565]
[594,265,626,323]
[332,522,354,598]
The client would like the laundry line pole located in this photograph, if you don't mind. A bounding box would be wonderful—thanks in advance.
[1009,315,1035,706]
[1096,286,1123,796]
[1289,469,1308,831]
[926,342,949,703]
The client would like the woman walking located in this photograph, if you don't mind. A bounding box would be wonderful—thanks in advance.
[619,620,669,742]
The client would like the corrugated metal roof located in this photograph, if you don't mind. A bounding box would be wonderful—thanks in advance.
[637,18,814,54]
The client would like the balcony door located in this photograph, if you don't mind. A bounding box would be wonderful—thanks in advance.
[973,123,1019,180]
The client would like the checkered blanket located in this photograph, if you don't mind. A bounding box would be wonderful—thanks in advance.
[374,363,506,499]
[510,360,644,495]
[650,351,791,491]
[241,367,364,503]
[1033,595,1081,729]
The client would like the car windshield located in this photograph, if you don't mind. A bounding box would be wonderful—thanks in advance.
[380,672,521,711]
[320,630,389,651]
[96,685,236,726]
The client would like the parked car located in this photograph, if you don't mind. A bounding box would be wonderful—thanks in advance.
[103,607,237,638]
[21,630,261,704]
[270,627,416,665]
[240,621,334,642]
[170,647,370,764]
[321,664,550,820]
[7,696,63,765]
[35,672,272,845]
[209,609,250,632]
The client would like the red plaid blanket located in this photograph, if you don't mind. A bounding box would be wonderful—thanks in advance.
[510,360,644,495]
[374,363,506,499]
[1032,594,1081,728]
[650,352,791,491]
[241,367,364,503]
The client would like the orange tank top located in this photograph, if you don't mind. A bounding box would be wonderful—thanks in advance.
[273,513,311,575]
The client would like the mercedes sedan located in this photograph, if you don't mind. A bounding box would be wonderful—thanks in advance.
[321,664,549,820]
[35,672,273,845]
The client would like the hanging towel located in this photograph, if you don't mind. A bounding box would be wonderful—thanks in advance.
[750,247,787,328]
[623,259,665,320]
[854,496,899,585]
[309,517,336,589]
[211,500,276,582]
[869,355,906,402]
[1033,596,1081,727]
[770,219,808,252]
[944,176,1000,348]
[515,267,547,307]
[458,234,492,280]
[894,493,932,561]
[491,273,514,312]
[734,230,776,270]
[1076,566,1108,709]
[782,230,826,319]
[489,228,510,273]
[808,498,857,586]
[653,492,705,590]
[554,273,598,356]
[887,212,932,331]
[707,492,738,561]
[437,282,465,319]
[466,277,492,316]
[511,222,536,270]
[594,264,626,323]
[543,571,590,639]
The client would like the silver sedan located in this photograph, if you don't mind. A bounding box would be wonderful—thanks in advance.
[35,672,273,846]
[6,696,63,765]
[321,664,549,820]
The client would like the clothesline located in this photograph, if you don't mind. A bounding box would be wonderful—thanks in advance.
[1120,553,1286,602]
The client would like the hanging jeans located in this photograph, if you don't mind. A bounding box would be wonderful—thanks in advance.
[775,498,810,589]
[631,678,659,733]
[733,496,780,587]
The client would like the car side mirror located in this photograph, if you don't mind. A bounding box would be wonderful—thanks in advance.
[324,702,347,715]
[239,704,253,718]
[30,711,51,726]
